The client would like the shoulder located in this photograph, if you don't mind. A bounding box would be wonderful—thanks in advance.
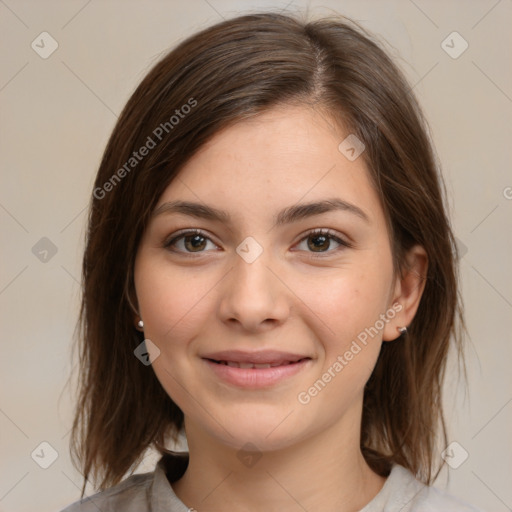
[59,472,154,512]
[362,465,486,512]
[415,483,485,512]
[59,452,190,512]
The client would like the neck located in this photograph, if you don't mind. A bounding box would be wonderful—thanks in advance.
[172,416,386,512]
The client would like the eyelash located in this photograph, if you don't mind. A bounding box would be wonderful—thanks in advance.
[162,228,352,258]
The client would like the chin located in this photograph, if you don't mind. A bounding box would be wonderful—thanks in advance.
[219,430,298,454]
[200,408,306,453]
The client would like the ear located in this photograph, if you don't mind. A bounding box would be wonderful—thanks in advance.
[383,244,428,342]
[125,275,144,331]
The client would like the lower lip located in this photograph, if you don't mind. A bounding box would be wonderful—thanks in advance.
[203,359,311,388]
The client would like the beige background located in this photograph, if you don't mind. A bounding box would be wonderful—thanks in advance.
[1,0,511,511]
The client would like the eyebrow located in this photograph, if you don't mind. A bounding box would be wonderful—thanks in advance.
[152,197,370,227]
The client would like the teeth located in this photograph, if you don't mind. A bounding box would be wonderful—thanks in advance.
[215,359,303,368]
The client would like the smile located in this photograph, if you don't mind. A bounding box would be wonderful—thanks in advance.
[201,351,312,388]
[209,358,308,369]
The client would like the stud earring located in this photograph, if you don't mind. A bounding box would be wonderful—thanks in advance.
[137,319,144,329]
[397,326,407,336]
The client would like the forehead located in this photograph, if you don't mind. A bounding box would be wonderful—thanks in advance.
[156,105,383,226]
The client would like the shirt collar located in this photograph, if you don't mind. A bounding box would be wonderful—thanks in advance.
[150,452,191,511]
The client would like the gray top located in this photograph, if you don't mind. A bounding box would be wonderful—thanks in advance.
[61,453,484,511]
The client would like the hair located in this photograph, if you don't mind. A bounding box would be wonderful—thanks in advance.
[71,10,465,494]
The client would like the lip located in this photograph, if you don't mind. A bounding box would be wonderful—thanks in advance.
[202,350,312,388]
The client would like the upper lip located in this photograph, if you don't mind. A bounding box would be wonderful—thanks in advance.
[202,350,311,365]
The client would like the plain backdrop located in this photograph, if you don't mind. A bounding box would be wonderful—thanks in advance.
[0,1,511,511]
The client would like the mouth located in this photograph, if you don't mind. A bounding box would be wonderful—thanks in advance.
[207,358,310,369]
[201,351,312,388]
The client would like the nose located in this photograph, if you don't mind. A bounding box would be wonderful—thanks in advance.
[218,248,290,333]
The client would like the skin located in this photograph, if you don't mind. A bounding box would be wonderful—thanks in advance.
[133,104,427,512]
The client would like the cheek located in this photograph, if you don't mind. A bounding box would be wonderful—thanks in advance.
[297,268,391,345]
[295,264,393,405]
[134,261,216,413]
[134,259,216,347]
[293,272,389,413]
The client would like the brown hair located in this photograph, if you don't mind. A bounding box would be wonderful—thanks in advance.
[71,11,464,493]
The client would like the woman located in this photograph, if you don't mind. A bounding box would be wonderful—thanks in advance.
[63,11,482,512]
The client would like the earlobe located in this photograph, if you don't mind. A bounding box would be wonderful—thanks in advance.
[396,326,408,337]
[383,245,428,341]
[125,277,144,331]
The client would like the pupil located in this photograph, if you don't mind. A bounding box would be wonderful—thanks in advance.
[187,235,206,251]
[309,234,328,252]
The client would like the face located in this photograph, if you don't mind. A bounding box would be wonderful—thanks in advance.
[134,104,404,453]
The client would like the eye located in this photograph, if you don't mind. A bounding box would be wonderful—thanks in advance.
[163,228,352,257]
[294,228,352,257]
[163,229,218,254]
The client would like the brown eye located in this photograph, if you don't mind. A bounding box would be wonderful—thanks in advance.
[307,233,331,252]
[295,229,351,256]
[183,233,207,252]
[164,229,216,254]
